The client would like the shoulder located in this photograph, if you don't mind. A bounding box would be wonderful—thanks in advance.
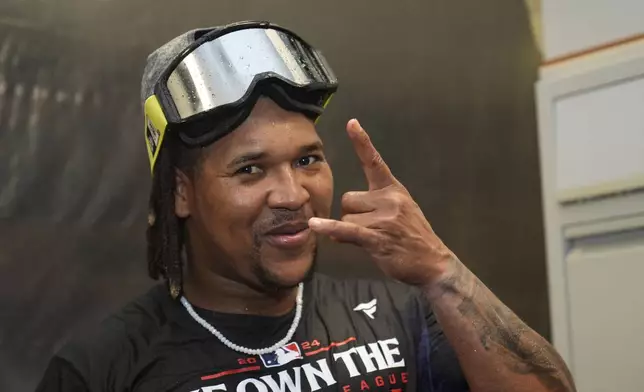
[54,284,171,389]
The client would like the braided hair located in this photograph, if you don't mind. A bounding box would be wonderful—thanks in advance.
[146,132,203,299]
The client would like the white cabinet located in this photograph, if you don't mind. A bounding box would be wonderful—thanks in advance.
[555,76,644,200]
[567,230,644,392]
[537,47,644,390]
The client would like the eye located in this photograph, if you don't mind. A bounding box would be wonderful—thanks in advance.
[296,155,323,167]
[236,165,263,175]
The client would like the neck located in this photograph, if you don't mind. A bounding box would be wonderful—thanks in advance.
[182,263,299,317]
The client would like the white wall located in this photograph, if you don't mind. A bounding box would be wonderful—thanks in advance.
[542,0,644,60]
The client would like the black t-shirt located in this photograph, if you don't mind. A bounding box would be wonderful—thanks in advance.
[36,274,469,392]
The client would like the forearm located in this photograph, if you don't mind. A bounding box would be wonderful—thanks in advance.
[424,256,576,392]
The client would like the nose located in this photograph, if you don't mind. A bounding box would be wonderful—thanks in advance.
[266,167,310,211]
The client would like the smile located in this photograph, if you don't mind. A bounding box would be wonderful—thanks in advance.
[263,222,312,248]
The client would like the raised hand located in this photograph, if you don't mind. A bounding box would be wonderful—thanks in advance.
[308,119,454,287]
[308,120,578,392]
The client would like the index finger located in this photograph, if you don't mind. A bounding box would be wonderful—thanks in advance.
[308,217,380,248]
[347,119,398,190]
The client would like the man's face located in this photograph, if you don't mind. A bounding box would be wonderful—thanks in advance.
[178,98,333,291]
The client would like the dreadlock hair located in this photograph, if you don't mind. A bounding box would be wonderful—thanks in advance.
[145,95,264,299]
[146,131,203,299]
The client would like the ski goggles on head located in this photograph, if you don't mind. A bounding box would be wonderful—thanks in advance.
[144,21,339,172]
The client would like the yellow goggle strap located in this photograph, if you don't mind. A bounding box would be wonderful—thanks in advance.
[315,93,334,125]
[144,95,169,174]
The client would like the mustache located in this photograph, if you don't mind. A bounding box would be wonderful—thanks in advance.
[254,209,312,235]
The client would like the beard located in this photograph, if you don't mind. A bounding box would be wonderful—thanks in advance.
[248,208,319,293]
[250,246,318,293]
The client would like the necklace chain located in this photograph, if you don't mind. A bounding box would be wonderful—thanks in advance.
[180,283,304,355]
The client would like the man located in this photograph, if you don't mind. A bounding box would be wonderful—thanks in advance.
[36,21,576,392]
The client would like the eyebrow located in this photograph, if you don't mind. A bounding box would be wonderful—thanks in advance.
[226,141,324,170]
[300,141,324,154]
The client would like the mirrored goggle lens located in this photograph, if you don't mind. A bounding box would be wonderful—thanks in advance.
[165,28,337,121]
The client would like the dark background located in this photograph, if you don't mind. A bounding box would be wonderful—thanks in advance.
[0,1,545,390]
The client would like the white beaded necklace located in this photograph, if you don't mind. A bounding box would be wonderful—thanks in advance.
[180,282,304,355]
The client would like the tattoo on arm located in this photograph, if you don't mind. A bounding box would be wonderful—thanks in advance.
[436,258,576,392]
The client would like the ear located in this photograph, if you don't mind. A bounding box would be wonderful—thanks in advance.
[175,169,192,218]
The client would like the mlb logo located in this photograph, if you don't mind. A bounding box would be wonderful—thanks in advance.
[259,342,302,368]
